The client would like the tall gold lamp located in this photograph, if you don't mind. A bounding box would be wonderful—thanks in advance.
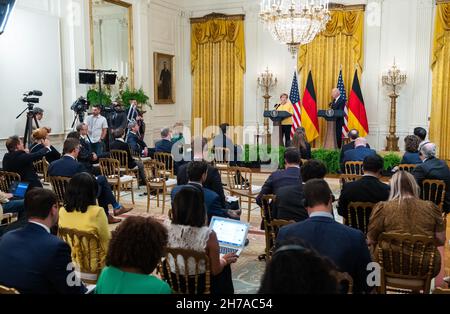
[257,67,277,143]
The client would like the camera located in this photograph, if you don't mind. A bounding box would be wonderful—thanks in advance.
[22,90,42,104]
[71,97,90,113]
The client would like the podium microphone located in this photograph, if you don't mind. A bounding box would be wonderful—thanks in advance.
[274,103,280,109]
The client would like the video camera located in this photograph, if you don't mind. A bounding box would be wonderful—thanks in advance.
[71,97,90,114]
[22,90,42,105]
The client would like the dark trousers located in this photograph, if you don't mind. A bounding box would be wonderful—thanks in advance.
[336,119,344,149]
[2,200,25,216]
[96,175,118,215]
[281,125,292,147]
[91,142,104,156]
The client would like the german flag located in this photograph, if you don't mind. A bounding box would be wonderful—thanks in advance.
[347,70,369,137]
[300,71,319,142]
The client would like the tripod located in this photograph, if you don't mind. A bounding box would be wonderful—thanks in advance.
[16,104,40,148]
[71,111,86,130]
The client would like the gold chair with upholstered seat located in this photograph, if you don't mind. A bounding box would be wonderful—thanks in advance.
[49,176,71,207]
[345,202,376,235]
[398,164,417,172]
[376,232,437,294]
[0,171,21,193]
[144,160,176,214]
[99,158,134,204]
[0,285,19,294]
[339,174,361,190]
[154,152,175,178]
[226,167,261,222]
[160,247,211,294]
[110,149,140,179]
[213,147,231,175]
[421,179,446,211]
[58,227,105,285]
[33,157,49,183]
[344,161,364,175]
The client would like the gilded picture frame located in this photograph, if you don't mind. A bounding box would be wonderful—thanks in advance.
[153,52,175,104]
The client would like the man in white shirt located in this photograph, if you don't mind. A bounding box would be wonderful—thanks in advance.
[85,105,108,155]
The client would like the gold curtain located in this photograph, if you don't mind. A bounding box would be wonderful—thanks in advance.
[297,7,365,147]
[191,17,245,133]
[430,1,450,163]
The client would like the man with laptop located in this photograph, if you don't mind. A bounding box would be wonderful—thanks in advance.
[1,188,26,216]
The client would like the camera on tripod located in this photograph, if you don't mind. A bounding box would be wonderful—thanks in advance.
[22,90,42,108]
[71,97,89,114]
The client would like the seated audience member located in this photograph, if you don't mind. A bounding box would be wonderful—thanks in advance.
[166,187,237,294]
[277,179,372,293]
[414,127,428,147]
[48,138,132,224]
[177,137,226,207]
[338,154,390,221]
[290,127,311,160]
[0,191,25,216]
[342,137,376,166]
[155,127,174,154]
[110,128,146,186]
[171,160,239,221]
[0,188,86,294]
[96,216,171,294]
[339,129,371,170]
[272,160,327,222]
[256,148,303,206]
[213,123,242,165]
[401,135,422,165]
[413,142,450,213]
[30,128,61,163]
[127,121,149,157]
[59,173,110,255]
[2,135,52,189]
[368,171,445,277]
[259,242,339,294]
[301,160,327,183]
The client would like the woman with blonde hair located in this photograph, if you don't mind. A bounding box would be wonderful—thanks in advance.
[275,93,294,147]
[30,127,61,163]
[367,171,445,276]
[291,127,311,160]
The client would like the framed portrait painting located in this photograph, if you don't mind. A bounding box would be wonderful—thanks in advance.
[154,52,175,104]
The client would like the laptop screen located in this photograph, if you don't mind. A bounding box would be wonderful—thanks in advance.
[10,182,29,198]
[210,217,248,247]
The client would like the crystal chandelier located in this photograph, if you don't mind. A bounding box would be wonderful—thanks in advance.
[260,0,331,57]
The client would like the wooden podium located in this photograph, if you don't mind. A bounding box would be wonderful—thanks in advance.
[318,109,344,150]
[264,110,292,147]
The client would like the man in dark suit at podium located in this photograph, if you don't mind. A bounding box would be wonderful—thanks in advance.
[330,88,346,149]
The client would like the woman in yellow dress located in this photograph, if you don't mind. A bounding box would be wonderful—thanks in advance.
[276,93,294,147]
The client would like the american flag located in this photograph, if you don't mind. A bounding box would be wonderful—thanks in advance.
[337,69,349,138]
[290,72,302,138]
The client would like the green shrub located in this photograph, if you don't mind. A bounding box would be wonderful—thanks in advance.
[311,149,340,174]
[87,89,112,106]
[383,152,401,171]
[121,87,151,109]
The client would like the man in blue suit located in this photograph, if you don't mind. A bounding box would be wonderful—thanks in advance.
[48,138,132,224]
[155,127,174,154]
[277,179,372,293]
[343,137,376,165]
[256,147,303,206]
[171,160,240,222]
[0,188,86,294]
[127,121,150,157]
[331,88,346,149]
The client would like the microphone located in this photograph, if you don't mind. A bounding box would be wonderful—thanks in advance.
[274,103,280,109]
[25,90,43,96]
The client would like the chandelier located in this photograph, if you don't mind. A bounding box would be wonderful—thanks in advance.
[260,0,331,57]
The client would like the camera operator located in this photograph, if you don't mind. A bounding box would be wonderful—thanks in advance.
[110,102,128,134]
[85,104,108,155]
[30,128,61,163]
[34,107,44,122]
[2,135,53,189]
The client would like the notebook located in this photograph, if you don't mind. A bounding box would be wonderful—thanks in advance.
[209,216,249,257]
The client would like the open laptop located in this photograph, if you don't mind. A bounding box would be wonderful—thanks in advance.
[9,181,29,199]
[209,216,249,257]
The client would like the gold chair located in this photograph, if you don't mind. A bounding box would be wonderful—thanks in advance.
[129,144,151,162]
[398,164,417,172]
[99,158,134,204]
[213,147,231,175]
[345,202,376,235]
[0,171,21,193]
[154,152,175,178]
[344,161,364,175]
[160,247,211,294]
[377,232,437,294]
[110,149,140,179]
[421,179,446,211]
[260,194,276,261]
[226,167,261,222]
[144,160,176,214]
[58,227,105,284]
[339,174,361,190]
[0,285,19,294]
[49,176,71,207]
[33,157,49,183]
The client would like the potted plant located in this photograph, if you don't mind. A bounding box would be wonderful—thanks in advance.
[120,87,151,110]
[86,88,112,107]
